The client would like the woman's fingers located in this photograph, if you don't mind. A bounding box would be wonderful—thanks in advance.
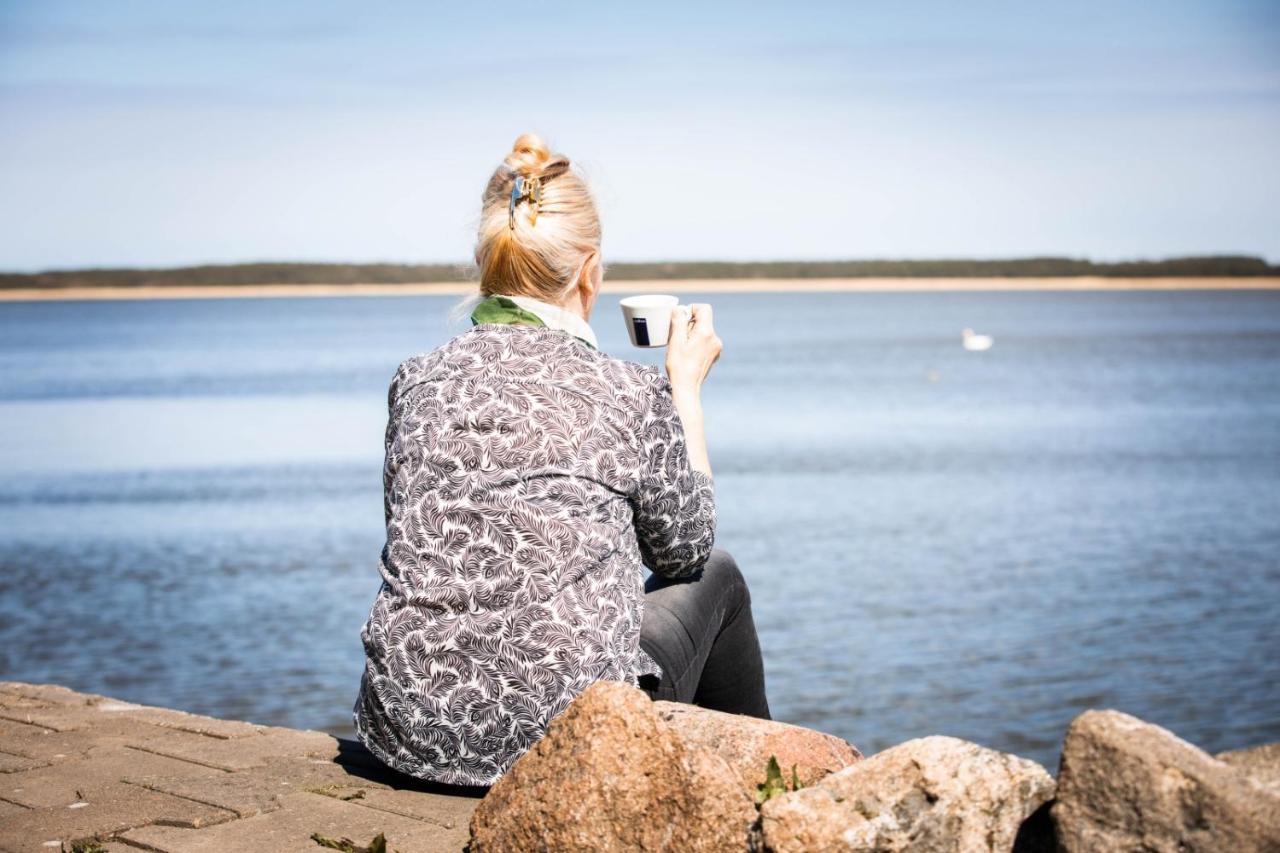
[669,304,692,344]
[687,304,717,343]
[666,302,722,388]
[688,303,712,329]
[688,304,721,354]
[670,300,721,379]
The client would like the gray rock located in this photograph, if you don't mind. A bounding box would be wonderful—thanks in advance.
[1052,710,1280,852]
[760,735,1055,852]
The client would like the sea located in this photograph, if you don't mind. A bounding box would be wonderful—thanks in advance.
[1,288,1277,770]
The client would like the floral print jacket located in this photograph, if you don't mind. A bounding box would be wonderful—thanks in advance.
[352,320,716,785]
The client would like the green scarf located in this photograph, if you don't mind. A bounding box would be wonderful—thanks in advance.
[470,294,597,350]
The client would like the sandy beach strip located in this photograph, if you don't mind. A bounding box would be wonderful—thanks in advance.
[2,276,1279,302]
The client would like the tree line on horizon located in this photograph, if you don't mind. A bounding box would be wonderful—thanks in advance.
[1,255,1275,289]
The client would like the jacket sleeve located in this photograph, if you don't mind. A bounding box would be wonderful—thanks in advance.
[382,359,412,527]
[629,368,717,578]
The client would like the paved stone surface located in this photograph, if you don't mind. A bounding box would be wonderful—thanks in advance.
[0,682,111,706]
[0,686,266,740]
[127,726,340,772]
[0,784,234,853]
[0,714,245,767]
[1,745,232,809]
[0,753,47,775]
[0,681,483,852]
[314,785,479,830]
[121,791,471,853]
[124,756,356,819]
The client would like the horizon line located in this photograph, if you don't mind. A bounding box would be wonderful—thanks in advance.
[5,252,1278,277]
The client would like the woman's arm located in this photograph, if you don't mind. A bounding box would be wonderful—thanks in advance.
[665,303,722,478]
[627,303,723,579]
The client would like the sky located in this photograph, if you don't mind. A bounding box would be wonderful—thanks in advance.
[1,1,1278,271]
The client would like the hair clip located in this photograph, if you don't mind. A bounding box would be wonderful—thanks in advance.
[508,174,543,229]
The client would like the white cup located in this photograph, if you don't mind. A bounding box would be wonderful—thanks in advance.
[620,294,681,348]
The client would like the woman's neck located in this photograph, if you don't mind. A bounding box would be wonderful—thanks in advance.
[552,292,590,323]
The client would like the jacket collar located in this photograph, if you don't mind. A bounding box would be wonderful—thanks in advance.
[470,294,599,350]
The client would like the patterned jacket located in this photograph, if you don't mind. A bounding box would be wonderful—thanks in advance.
[352,317,716,785]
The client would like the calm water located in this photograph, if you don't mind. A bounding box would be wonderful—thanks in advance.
[1,290,1278,769]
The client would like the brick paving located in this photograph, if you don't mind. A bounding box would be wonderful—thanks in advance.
[0,682,485,852]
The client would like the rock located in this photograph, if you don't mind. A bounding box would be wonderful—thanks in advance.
[469,680,757,852]
[1217,742,1280,797]
[1052,710,1280,853]
[759,735,1055,852]
[654,700,862,793]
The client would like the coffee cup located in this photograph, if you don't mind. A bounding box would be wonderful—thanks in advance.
[620,294,681,348]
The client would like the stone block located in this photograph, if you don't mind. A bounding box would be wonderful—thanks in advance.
[127,727,340,772]
[0,693,264,740]
[123,755,382,819]
[0,705,87,734]
[0,797,30,819]
[0,750,50,774]
[102,704,266,740]
[0,681,112,707]
[310,784,481,830]
[0,694,55,712]
[0,715,210,767]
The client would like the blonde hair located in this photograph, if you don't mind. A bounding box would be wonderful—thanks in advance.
[477,134,601,300]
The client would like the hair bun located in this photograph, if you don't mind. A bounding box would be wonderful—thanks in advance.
[506,133,570,180]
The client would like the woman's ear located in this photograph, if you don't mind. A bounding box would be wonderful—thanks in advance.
[577,252,601,317]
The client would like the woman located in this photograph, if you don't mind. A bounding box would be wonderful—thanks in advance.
[352,134,770,787]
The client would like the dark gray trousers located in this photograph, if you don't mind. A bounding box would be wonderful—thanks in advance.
[636,548,771,719]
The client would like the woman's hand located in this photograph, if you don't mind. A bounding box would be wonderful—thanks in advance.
[664,303,719,478]
[665,303,722,392]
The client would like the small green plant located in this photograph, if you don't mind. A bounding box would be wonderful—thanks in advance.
[754,755,804,805]
[306,783,367,801]
[65,841,109,853]
[310,831,392,853]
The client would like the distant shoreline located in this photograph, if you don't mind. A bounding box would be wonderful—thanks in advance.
[2,277,1279,302]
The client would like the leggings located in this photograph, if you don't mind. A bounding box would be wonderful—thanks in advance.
[636,547,772,719]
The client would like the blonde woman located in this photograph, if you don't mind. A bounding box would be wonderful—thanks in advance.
[352,134,770,787]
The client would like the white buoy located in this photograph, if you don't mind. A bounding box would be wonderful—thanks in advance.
[962,328,993,351]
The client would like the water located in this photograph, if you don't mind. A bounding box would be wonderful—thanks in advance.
[1,290,1278,769]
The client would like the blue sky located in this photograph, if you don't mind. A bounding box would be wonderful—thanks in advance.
[2,1,1278,270]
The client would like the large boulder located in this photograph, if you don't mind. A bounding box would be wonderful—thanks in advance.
[654,700,862,792]
[1217,742,1280,797]
[1052,710,1280,852]
[469,680,864,851]
[759,735,1055,852]
[469,680,757,852]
